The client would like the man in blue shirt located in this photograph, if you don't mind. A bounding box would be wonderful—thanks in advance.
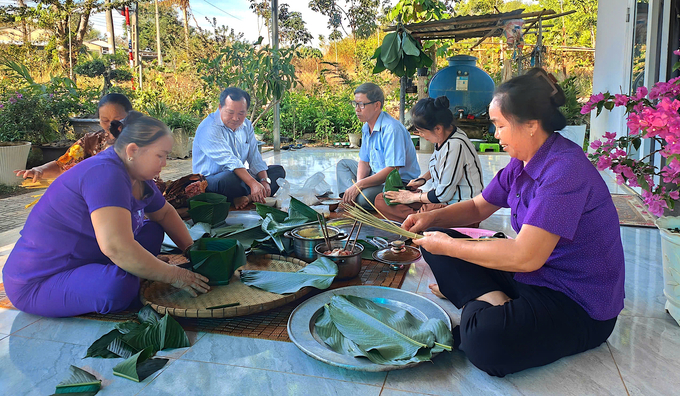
[193,87,285,209]
[337,83,420,209]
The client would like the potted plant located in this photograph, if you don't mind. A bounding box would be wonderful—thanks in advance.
[584,49,680,325]
[559,76,589,149]
[0,90,60,185]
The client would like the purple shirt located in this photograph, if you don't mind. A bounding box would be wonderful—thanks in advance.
[3,147,166,285]
[482,133,625,320]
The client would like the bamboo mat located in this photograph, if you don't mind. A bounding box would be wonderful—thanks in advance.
[612,194,657,228]
[0,258,408,342]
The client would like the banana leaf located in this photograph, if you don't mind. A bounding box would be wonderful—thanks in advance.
[255,203,288,222]
[402,34,420,56]
[137,304,161,325]
[220,222,268,249]
[121,312,190,353]
[210,223,244,238]
[188,238,247,285]
[288,196,320,222]
[85,329,123,358]
[380,32,401,65]
[357,240,379,260]
[188,193,231,225]
[240,256,338,294]
[314,295,452,365]
[53,365,101,395]
[383,168,404,206]
[261,214,310,253]
[107,337,138,359]
[112,347,169,383]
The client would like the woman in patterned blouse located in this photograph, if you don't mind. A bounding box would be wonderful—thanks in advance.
[15,93,132,182]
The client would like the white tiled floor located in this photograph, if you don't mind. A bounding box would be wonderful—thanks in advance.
[0,148,677,395]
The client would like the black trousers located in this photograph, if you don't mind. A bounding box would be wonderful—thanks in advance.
[422,228,617,377]
[205,165,286,202]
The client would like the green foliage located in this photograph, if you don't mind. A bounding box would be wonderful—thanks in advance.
[197,39,299,126]
[260,88,361,142]
[188,193,231,225]
[161,110,201,135]
[309,0,382,40]
[188,238,247,285]
[383,168,404,205]
[372,29,432,77]
[75,52,133,95]
[559,76,589,126]
[0,91,57,144]
[388,0,452,23]
[112,347,169,383]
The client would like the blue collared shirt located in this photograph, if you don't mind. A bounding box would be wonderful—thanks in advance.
[192,110,268,177]
[358,111,420,180]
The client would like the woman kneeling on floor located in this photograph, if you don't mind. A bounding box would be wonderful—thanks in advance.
[403,68,625,377]
[3,112,210,318]
[375,96,484,223]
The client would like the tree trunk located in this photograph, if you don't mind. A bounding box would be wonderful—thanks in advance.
[154,0,164,65]
[183,6,190,49]
[105,0,116,54]
[17,0,29,45]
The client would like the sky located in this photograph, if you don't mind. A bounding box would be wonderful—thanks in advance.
[92,0,399,49]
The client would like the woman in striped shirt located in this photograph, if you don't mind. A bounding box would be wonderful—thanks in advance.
[375,96,484,223]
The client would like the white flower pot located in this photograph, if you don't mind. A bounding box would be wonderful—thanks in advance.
[348,133,361,148]
[0,142,31,186]
[559,125,587,148]
[656,216,680,326]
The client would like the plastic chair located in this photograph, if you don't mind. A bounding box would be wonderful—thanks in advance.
[479,143,500,152]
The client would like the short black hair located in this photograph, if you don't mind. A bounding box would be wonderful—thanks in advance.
[219,87,251,108]
[412,96,454,131]
[493,68,567,133]
[98,93,132,112]
[354,83,384,109]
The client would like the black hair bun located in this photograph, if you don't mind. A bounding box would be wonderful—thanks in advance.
[110,120,124,138]
[434,96,450,110]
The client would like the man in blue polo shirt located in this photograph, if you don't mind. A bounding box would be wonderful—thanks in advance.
[337,82,420,209]
[193,87,285,209]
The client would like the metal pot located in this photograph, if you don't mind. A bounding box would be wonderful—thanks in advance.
[283,224,347,262]
[314,241,363,280]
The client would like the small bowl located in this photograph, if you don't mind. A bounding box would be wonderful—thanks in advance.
[263,197,277,207]
[321,199,340,212]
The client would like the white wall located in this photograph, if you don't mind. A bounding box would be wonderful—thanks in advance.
[589,0,633,146]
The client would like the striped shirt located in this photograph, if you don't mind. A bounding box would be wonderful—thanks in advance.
[192,111,268,177]
[426,128,484,204]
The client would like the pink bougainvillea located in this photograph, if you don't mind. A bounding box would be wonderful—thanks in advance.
[586,50,680,217]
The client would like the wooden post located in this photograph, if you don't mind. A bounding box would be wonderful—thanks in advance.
[271,0,280,151]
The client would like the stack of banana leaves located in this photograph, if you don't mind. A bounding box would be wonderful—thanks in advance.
[315,295,452,366]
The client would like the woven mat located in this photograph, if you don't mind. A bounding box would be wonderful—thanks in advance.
[612,194,657,228]
[0,258,408,342]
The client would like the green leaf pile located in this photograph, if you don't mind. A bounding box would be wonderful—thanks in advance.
[84,305,191,382]
[383,168,405,206]
[53,365,101,395]
[240,256,338,294]
[372,29,433,77]
[315,295,452,365]
[187,238,247,285]
[188,192,231,225]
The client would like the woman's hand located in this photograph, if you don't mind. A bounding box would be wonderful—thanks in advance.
[411,231,455,256]
[15,167,44,183]
[169,266,210,297]
[385,189,419,204]
[403,211,436,233]
[407,178,426,189]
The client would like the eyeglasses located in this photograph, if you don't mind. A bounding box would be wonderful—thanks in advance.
[350,100,378,109]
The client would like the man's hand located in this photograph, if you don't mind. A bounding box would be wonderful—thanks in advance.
[385,189,419,204]
[342,185,361,204]
[248,180,266,203]
[402,211,436,234]
[411,231,455,256]
[261,180,272,197]
[407,178,426,190]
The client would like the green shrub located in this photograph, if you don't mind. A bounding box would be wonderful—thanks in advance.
[162,110,201,136]
[0,91,58,144]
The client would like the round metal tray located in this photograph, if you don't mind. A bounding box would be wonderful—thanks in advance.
[287,285,452,372]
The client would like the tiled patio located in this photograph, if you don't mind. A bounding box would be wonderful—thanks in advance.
[0,147,678,395]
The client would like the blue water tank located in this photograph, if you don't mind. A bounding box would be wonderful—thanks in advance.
[428,55,495,117]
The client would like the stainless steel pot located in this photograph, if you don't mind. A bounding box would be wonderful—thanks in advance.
[314,241,363,280]
[283,224,347,262]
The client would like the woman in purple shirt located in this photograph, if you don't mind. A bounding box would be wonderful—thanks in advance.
[403,68,625,377]
[3,112,210,317]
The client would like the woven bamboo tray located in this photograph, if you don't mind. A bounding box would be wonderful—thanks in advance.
[140,254,311,318]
